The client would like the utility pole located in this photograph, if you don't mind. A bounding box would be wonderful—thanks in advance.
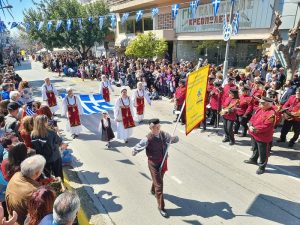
[222,1,235,80]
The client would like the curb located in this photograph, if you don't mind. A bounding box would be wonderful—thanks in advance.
[63,171,90,225]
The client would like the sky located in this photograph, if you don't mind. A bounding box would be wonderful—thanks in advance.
[1,0,36,29]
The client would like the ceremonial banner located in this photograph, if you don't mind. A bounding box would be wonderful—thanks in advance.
[185,65,209,135]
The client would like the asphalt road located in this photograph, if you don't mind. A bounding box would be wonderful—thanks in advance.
[16,60,300,225]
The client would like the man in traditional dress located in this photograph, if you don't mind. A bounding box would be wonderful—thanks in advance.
[42,78,59,114]
[132,82,151,123]
[62,87,83,139]
[132,119,179,218]
[114,88,135,143]
[99,75,114,102]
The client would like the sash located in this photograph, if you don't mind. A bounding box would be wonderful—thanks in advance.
[120,97,135,129]
[136,90,145,115]
[45,85,57,107]
[67,96,81,127]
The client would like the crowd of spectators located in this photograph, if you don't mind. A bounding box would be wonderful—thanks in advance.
[0,65,81,225]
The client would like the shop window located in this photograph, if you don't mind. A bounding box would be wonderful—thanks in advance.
[143,18,153,31]
[135,20,143,34]
[118,22,125,33]
[126,20,134,34]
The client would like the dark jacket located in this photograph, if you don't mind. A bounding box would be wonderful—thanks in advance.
[280,86,296,105]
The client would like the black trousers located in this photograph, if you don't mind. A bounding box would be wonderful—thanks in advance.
[223,118,235,142]
[234,115,251,135]
[209,109,220,127]
[44,157,64,182]
[250,138,271,169]
[280,120,300,143]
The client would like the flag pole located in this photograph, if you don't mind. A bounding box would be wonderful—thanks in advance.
[159,59,202,174]
[222,0,235,81]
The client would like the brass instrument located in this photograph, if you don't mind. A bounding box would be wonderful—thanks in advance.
[220,99,240,116]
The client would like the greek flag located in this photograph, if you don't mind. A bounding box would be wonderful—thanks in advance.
[121,13,129,25]
[223,14,227,31]
[67,19,72,31]
[88,16,93,23]
[212,0,221,16]
[47,21,52,31]
[190,1,198,19]
[10,22,18,29]
[172,4,180,20]
[98,16,104,30]
[26,107,35,116]
[25,22,30,32]
[232,11,240,35]
[56,20,62,31]
[77,18,83,30]
[0,21,6,32]
[38,21,44,30]
[136,10,143,22]
[151,8,159,18]
[60,94,114,115]
[110,15,116,29]
[269,56,276,68]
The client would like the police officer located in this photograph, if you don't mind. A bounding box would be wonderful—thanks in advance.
[132,119,179,218]
[244,96,276,175]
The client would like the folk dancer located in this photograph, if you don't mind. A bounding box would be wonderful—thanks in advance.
[221,88,239,145]
[173,80,186,125]
[99,75,114,102]
[132,82,151,123]
[62,88,83,139]
[114,88,135,143]
[132,119,179,218]
[41,78,59,114]
[209,80,223,128]
[277,87,300,147]
[245,96,276,175]
[234,85,253,137]
[98,110,115,149]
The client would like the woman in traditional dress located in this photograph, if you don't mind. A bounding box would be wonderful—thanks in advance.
[41,78,59,114]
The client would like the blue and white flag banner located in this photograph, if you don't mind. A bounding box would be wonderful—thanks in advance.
[212,0,221,16]
[56,20,62,31]
[47,21,52,31]
[77,18,83,30]
[38,21,44,30]
[172,4,180,20]
[88,16,93,23]
[10,22,18,29]
[190,1,198,19]
[232,10,240,35]
[223,14,227,32]
[110,14,116,29]
[0,21,6,32]
[151,8,159,18]
[98,16,104,30]
[136,10,144,22]
[121,13,129,25]
[26,107,35,116]
[60,94,114,115]
[67,19,72,31]
[25,22,30,32]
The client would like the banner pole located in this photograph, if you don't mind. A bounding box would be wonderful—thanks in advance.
[159,59,202,174]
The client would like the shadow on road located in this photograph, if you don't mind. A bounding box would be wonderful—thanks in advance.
[164,194,235,220]
[246,194,300,225]
[76,170,109,185]
[110,137,141,148]
[96,190,123,213]
[15,61,32,71]
[182,220,202,225]
[116,159,135,165]
[267,164,300,179]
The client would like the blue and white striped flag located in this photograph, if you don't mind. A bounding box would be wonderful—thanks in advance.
[26,107,35,116]
[269,56,276,68]
[67,19,72,31]
[110,15,116,29]
[88,16,93,23]
[190,1,198,19]
[223,14,227,31]
[151,8,159,18]
[172,4,180,20]
[10,22,19,29]
[25,22,30,33]
[38,21,44,30]
[56,20,62,31]
[232,11,240,35]
[60,94,114,115]
[212,0,221,16]
[47,21,52,31]
[98,16,104,30]
[121,13,129,25]
[136,10,143,22]
[77,18,83,30]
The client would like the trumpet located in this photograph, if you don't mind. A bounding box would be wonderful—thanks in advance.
[220,99,240,116]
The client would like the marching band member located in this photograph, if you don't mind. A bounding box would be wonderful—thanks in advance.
[277,87,300,147]
[234,85,253,137]
[251,77,265,112]
[221,77,236,105]
[245,96,276,175]
[62,88,83,139]
[209,80,223,128]
[99,74,114,102]
[132,119,179,218]
[41,78,59,114]
[201,76,215,130]
[221,88,239,145]
[132,82,151,123]
[114,88,135,143]
[173,80,186,125]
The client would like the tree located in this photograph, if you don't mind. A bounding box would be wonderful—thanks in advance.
[125,32,167,59]
[23,0,111,59]
[269,11,300,72]
[196,40,236,53]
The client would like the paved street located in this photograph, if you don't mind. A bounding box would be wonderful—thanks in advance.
[17,60,300,225]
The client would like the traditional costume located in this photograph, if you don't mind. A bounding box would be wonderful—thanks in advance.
[42,83,59,114]
[114,93,135,142]
[62,93,83,136]
[98,111,115,148]
[132,88,151,123]
[99,80,113,102]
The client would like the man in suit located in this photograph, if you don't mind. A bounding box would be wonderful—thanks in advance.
[279,80,296,105]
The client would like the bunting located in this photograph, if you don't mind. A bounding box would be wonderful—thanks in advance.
[56,20,62,31]
[67,19,72,31]
[38,21,44,30]
[121,13,129,25]
[25,22,30,33]
[110,14,116,29]
[0,21,6,32]
[136,10,143,22]
[212,0,221,16]
[151,8,159,18]
[10,22,18,29]
[190,1,198,19]
[88,16,93,23]
[172,4,180,20]
[47,21,52,31]
[78,18,83,30]
[232,11,240,35]
[98,16,104,30]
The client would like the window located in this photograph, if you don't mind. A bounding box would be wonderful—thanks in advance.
[126,20,134,34]
[143,18,153,31]
[118,22,125,33]
[135,20,143,33]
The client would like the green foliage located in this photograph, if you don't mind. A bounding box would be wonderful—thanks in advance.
[23,0,110,58]
[196,40,236,52]
[125,32,167,59]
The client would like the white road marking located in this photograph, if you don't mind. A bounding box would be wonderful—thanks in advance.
[171,176,182,184]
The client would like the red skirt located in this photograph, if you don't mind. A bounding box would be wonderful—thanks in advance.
[67,105,81,127]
